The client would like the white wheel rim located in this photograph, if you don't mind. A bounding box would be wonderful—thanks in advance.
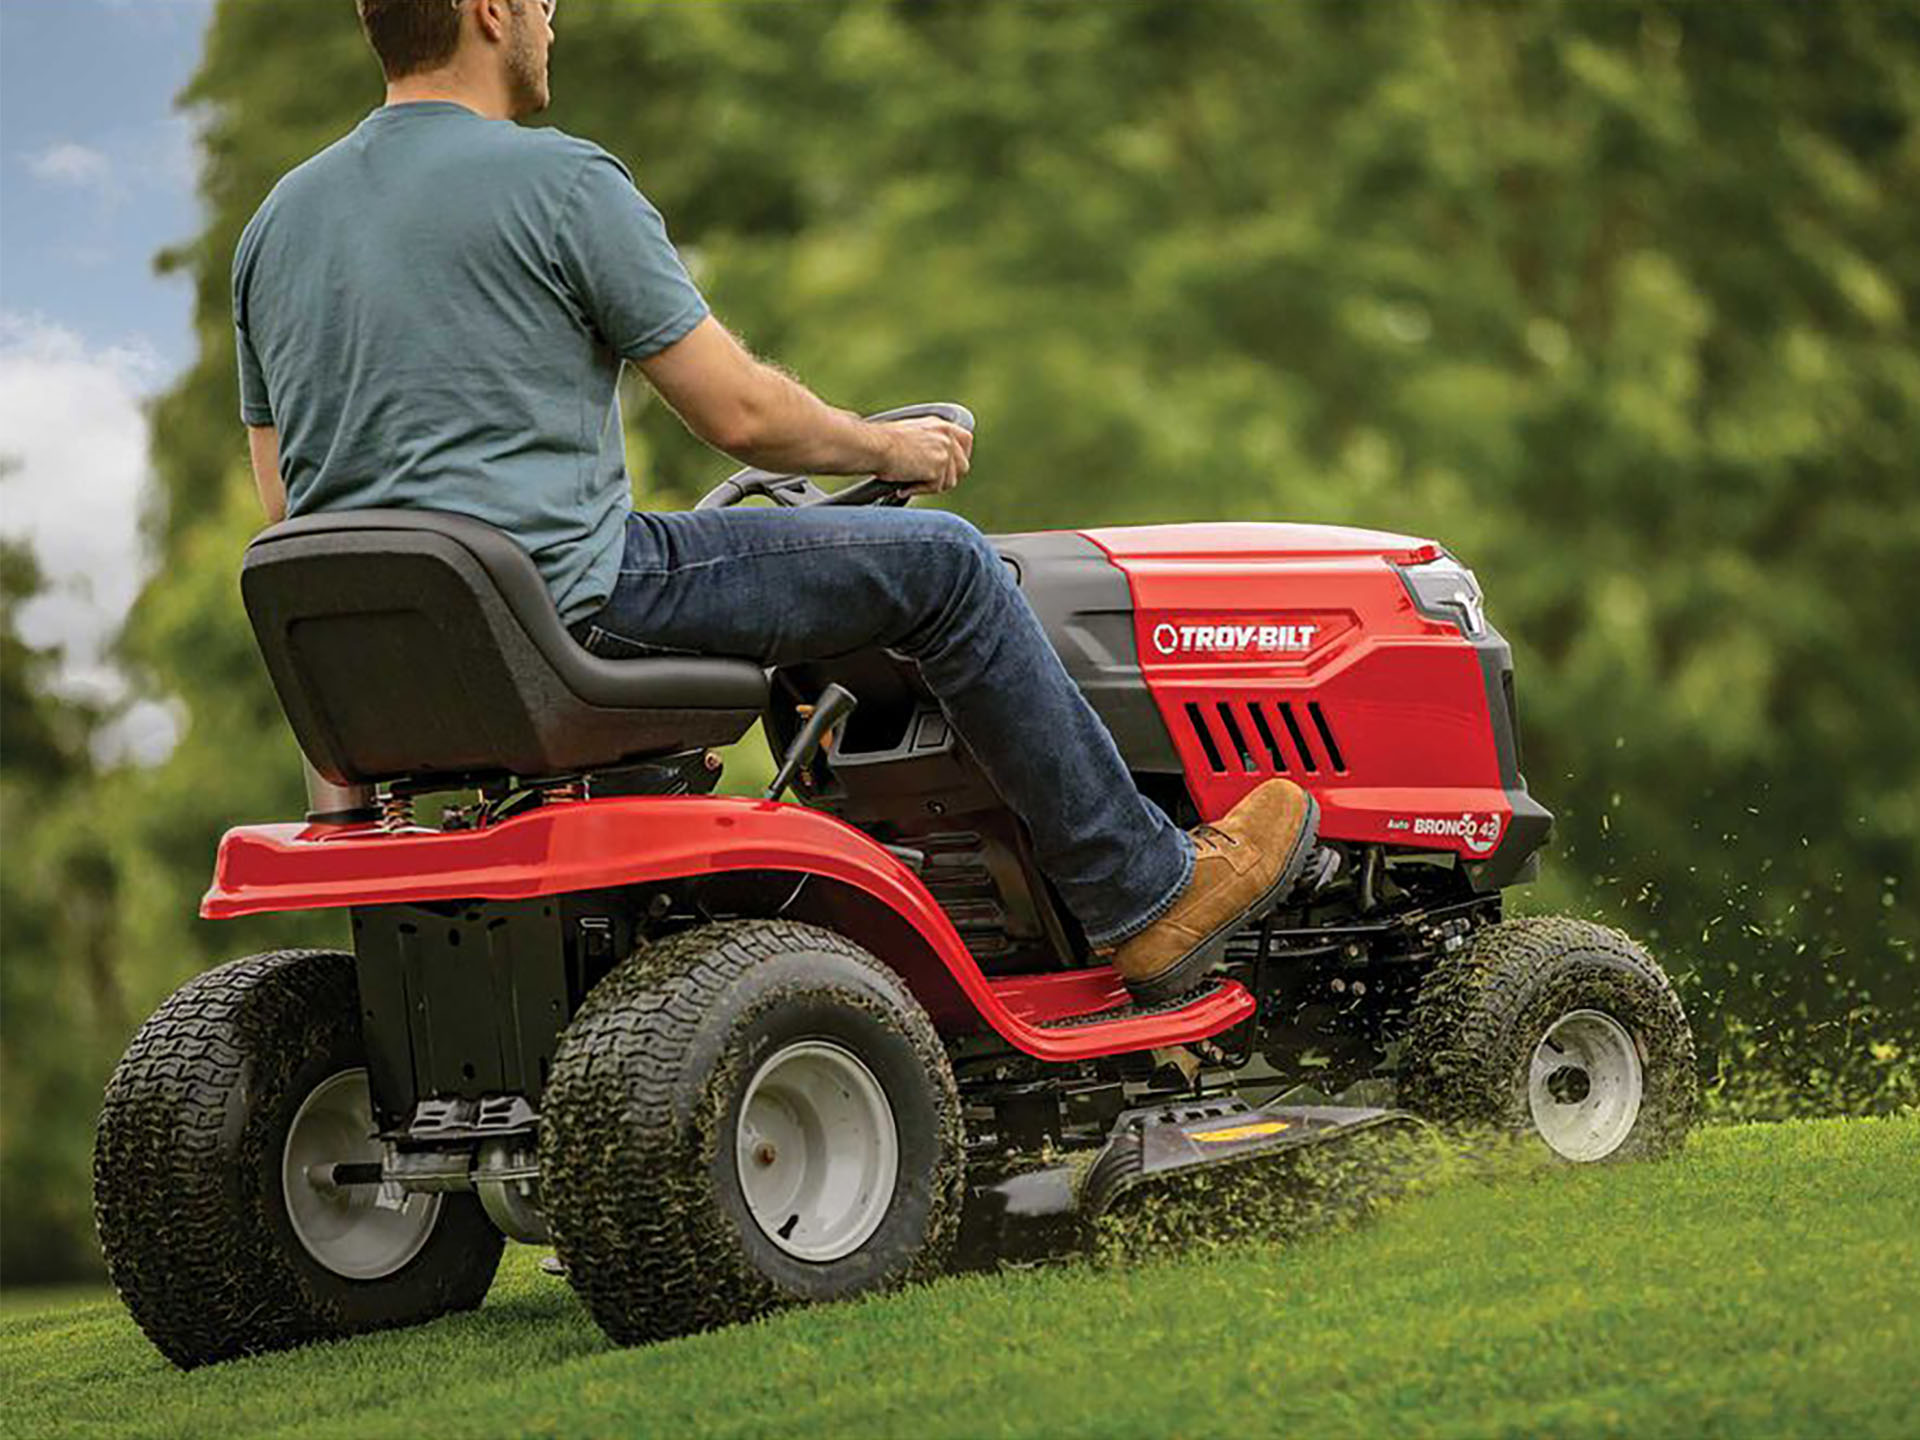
[1527,1009,1645,1161]
[736,1040,899,1262]
[281,1068,440,1279]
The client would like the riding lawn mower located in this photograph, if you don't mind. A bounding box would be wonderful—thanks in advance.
[92,404,1698,1368]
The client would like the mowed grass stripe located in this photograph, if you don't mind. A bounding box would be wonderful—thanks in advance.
[3,1116,1914,1440]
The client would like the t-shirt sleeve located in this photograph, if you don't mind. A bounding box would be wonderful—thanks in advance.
[236,324,273,426]
[554,150,710,361]
[232,227,274,425]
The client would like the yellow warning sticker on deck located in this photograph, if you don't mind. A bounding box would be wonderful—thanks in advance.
[1193,1120,1292,1143]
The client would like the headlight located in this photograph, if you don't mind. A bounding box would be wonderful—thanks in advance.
[1398,555,1487,639]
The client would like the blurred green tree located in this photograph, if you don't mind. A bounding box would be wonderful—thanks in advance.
[0,532,122,1283]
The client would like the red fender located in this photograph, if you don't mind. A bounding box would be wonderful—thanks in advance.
[203,794,1251,1062]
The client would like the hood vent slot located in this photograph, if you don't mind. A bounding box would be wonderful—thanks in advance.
[1182,699,1348,777]
[1276,704,1317,774]
[1183,702,1226,773]
[1307,701,1346,773]
[1248,703,1288,773]
[1215,703,1257,773]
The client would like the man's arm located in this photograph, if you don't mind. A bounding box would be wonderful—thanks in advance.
[637,317,972,494]
[248,425,287,523]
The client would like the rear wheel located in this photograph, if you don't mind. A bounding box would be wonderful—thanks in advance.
[539,920,965,1346]
[1398,917,1697,1161]
[93,950,503,1368]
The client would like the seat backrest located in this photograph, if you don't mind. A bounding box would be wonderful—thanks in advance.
[242,509,767,785]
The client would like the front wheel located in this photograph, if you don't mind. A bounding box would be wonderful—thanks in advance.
[539,920,965,1346]
[1398,917,1698,1161]
[93,950,504,1368]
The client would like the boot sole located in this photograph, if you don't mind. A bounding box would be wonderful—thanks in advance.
[1123,793,1323,1007]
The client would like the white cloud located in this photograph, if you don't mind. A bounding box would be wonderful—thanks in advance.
[26,142,115,193]
[0,312,180,763]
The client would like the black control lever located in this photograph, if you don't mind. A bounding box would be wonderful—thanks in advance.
[765,684,858,800]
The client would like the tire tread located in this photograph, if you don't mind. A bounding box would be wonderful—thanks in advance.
[1398,915,1698,1158]
[539,920,964,1346]
[93,949,501,1367]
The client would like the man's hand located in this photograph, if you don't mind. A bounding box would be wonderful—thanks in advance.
[871,416,973,495]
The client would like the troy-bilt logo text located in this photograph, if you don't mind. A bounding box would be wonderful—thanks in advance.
[1151,621,1320,656]
[1410,812,1503,855]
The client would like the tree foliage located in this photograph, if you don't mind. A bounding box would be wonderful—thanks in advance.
[0,538,123,1283]
[8,0,1917,1279]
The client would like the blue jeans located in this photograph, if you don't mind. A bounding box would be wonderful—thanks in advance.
[574,506,1193,947]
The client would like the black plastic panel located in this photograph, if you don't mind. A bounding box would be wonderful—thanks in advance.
[349,891,634,1125]
[1466,627,1554,889]
[991,532,1182,773]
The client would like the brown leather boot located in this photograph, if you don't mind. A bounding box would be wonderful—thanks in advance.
[1104,778,1321,1005]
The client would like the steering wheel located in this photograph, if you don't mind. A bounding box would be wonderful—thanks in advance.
[694,402,975,511]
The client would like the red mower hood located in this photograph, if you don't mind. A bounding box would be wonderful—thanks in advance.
[1080,522,1442,566]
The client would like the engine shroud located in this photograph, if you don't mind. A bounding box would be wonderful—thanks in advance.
[1082,522,1549,887]
[778,521,1550,898]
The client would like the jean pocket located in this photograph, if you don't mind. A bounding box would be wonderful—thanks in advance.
[582,624,705,661]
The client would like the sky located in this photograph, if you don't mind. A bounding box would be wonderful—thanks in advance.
[1,0,216,760]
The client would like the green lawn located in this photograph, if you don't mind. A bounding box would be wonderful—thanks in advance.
[4,1116,1915,1440]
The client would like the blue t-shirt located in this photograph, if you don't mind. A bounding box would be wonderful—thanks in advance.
[232,101,709,622]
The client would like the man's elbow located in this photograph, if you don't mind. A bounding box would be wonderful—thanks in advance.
[694,396,774,462]
[698,412,757,459]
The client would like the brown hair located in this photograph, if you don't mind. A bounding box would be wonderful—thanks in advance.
[357,0,465,81]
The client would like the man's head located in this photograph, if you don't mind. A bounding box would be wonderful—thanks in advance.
[357,0,555,119]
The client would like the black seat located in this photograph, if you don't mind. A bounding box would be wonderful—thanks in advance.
[243,509,768,785]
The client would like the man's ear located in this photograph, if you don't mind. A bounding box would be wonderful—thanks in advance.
[471,0,512,45]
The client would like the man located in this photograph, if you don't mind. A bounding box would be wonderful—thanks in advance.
[232,0,1321,1002]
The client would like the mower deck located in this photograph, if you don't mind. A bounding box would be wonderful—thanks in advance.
[958,1098,1415,1265]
